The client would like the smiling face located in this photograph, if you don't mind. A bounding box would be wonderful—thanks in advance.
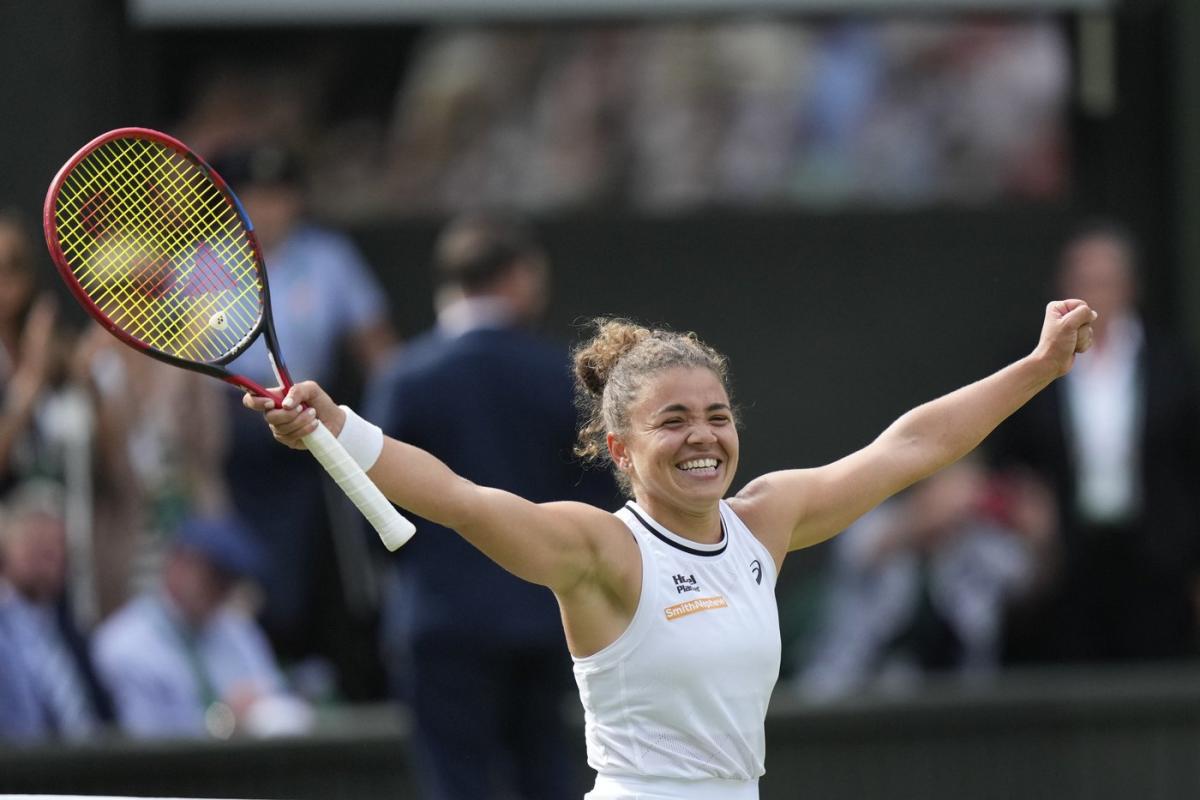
[607,366,739,529]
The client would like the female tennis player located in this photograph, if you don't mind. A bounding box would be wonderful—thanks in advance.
[247,298,1096,800]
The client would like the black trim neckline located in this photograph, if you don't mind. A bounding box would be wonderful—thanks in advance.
[624,502,728,557]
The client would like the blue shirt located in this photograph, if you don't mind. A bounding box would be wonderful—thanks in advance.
[92,591,289,738]
[0,583,98,740]
[0,599,50,741]
[226,224,387,387]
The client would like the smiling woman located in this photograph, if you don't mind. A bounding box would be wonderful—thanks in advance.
[573,319,738,517]
[245,300,1097,800]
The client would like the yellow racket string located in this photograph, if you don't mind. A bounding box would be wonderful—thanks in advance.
[60,141,259,359]
[59,144,258,361]
[54,137,263,363]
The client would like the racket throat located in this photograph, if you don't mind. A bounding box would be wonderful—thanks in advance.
[267,350,292,393]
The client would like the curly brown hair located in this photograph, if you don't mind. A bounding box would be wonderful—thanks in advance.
[572,318,731,496]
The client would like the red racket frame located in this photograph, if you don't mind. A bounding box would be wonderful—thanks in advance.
[43,126,291,402]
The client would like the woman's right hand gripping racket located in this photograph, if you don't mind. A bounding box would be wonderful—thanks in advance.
[43,127,416,551]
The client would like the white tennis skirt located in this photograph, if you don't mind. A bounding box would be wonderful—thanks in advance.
[585,774,760,800]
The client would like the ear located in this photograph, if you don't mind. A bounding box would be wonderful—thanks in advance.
[606,432,632,472]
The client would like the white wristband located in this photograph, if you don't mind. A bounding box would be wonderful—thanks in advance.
[337,405,384,472]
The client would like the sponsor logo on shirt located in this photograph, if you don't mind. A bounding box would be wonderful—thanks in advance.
[672,573,701,594]
[750,560,763,585]
[664,596,728,621]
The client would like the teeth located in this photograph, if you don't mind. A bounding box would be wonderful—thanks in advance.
[678,458,718,471]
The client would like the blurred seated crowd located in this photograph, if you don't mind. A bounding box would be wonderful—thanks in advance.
[377,16,1067,215]
[2,14,1198,756]
[174,16,1069,223]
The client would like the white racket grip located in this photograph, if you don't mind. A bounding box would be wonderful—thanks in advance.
[302,421,416,551]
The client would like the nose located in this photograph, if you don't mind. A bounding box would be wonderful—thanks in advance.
[687,424,718,444]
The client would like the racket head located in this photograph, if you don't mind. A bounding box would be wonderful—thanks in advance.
[43,127,282,395]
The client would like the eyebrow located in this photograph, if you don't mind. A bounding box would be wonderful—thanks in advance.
[652,402,732,416]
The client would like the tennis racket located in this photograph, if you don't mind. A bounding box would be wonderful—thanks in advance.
[43,127,415,551]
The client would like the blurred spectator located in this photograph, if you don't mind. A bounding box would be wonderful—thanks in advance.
[0,213,133,634]
[92,516,312,739]
[74,328,232,617]
[0,615,45,741]
[0,212,63,491]
[212,143,398,392]
[0,480,112,740]
[176,64,320,161]
[797,459,1053,701]
[993,220,1200,662]
[787,21,882,206]
[385,28,550,215]
[209,143,398,693]
[365,213,618,800]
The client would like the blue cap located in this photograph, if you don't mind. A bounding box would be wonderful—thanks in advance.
[173,516,267,581]
[208,145,304,191]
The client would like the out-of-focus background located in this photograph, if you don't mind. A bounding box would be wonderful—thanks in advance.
[2,0,1200,798]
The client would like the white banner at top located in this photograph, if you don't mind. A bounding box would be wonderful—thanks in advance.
[129,0,1115,26]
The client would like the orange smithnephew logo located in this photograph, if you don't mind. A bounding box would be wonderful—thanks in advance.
[664,596,728,621]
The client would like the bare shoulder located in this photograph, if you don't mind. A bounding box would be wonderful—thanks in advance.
[544,500,640,587]
[729,471,816,568]
[544,499,630,538]
[731,443,917,557]
[548,501,645,656]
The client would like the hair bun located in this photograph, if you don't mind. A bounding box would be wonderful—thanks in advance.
[572,318,649,398]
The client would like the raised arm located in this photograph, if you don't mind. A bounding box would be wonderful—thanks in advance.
[733,300,1097,564]
[243,383,625,596]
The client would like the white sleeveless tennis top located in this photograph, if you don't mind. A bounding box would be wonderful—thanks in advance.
[573,500,781,799]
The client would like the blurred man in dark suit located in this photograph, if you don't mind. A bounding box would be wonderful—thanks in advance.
[994,220,1200,662]
[366,214,617,800]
